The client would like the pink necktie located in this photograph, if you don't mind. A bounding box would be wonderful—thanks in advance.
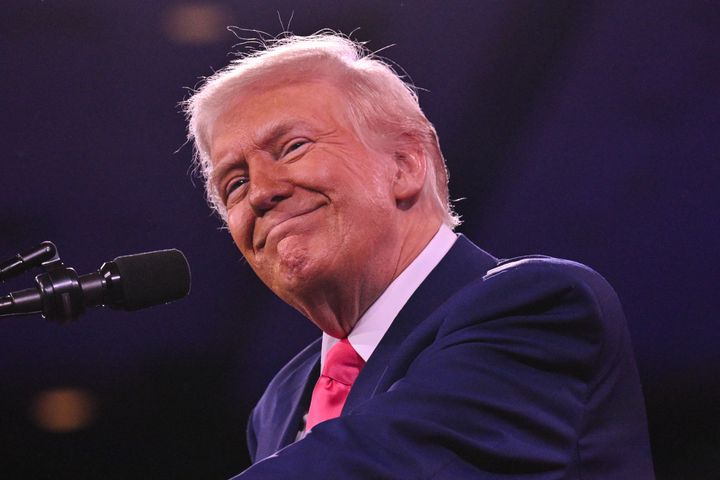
[305,338,365,431]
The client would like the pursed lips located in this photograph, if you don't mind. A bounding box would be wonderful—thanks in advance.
[253,204,324,250]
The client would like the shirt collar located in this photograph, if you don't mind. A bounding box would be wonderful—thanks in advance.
[320,224,457,369]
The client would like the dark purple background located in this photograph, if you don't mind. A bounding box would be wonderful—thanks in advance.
[1,1,718,478]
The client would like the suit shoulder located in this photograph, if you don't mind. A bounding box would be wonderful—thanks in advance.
[485,254,602,280]
[435,253,632,388]
[439,253,626,341]
[482,254,618,302]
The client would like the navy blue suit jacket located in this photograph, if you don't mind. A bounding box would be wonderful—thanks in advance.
[236,236,654,479]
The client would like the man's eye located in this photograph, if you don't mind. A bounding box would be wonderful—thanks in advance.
[225,177,248,199]
[282,139,309,156]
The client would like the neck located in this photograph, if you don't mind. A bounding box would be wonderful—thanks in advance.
[297,213,443,338]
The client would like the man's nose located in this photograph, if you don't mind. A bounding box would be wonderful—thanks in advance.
[247,161,293,216]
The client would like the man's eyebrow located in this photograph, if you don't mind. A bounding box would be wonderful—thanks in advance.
[210,120,316,189]
[210,159,241,193]
[255,120,315,151]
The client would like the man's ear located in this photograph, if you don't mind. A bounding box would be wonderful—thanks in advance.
[392,136,427,207]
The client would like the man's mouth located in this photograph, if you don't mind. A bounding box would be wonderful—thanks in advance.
[254,205,324,250]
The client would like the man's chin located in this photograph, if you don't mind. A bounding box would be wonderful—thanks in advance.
[267,240,318,290]
[256,234,339,303]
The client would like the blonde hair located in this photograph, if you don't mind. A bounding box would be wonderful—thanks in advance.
[183,31,460,227]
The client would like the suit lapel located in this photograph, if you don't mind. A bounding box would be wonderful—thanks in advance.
[277,357,320,449]
[343,235,497,411]
[256,340,320,458]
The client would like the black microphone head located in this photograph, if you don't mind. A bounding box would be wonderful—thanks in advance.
[111,249,191,310]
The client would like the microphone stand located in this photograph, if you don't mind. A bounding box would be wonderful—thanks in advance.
[0,241,61,281]
[0,241,85,322]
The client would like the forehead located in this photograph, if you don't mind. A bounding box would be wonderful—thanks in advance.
[209,80,351,159]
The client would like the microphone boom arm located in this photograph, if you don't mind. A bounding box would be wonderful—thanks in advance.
[0,247,190,323]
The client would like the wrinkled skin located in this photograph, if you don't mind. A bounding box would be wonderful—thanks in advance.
[209,80,441,337]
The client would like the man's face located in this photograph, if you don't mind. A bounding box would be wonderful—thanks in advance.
[208,80,402,320]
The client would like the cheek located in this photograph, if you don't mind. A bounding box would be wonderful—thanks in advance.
[345,167,397,216]
[227,208,253,253]
[302,152,394,203]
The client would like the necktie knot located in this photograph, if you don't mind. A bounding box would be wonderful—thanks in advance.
[323,338,365,385]
[305,338,365,431]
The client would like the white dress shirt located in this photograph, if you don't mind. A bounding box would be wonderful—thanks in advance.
[297,225,457,438]
[320,224,458,370]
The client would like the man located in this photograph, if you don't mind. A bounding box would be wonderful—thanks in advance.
[184,33,654,478]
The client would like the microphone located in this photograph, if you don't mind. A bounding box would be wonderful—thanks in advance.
[0,249,191,322]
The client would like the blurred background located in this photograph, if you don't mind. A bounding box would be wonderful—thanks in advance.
[1,1,717,478]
